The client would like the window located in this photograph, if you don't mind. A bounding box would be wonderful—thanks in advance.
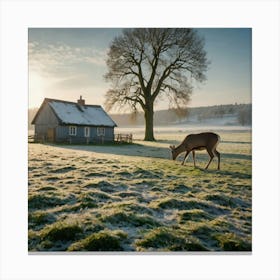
[84,127,90,137]
[69,126,77,136]
[97,127,105,136]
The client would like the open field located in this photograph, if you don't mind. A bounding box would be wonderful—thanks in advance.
[28,127,252,252]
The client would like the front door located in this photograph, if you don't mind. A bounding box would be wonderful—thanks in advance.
[47,128,56,142]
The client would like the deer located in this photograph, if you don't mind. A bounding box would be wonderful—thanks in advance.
[169,132,221,170]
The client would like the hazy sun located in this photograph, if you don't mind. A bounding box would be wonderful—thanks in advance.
[29,71,46,108]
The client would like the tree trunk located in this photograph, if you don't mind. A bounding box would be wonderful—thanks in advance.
[144,105,155,141]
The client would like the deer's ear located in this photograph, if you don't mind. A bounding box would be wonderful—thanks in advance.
[169,145,175,150]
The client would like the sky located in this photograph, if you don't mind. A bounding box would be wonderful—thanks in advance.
[28,28,251,112]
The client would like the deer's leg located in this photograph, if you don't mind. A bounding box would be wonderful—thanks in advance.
[182,150,190,165]
[214,149,220,170]
[192,150,196,167]
[205,148,214,169]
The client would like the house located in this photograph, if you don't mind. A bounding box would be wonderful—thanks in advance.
[31,96,117,143]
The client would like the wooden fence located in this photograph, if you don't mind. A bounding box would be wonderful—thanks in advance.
[30,133,133,144]
[114,133,133,143]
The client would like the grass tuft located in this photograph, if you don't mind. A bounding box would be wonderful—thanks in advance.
[28,194,66,210]
[41,222,83,242]
[38,186,57,192]
[68,231,125,251]
[77,193,98,209]
[168,184,191,194]
[136,228,207,251]
[154,198,191,210]
[101,211,160,228]
[179,209,213,223]
[204,193,237,208]
[214,233,251,251]
[29,211,56,227]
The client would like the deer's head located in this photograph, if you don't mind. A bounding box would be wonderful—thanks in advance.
[169,145,177,160]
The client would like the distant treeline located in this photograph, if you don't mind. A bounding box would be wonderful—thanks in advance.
[28,108,38,130]
[28,103,252,130]
[110,103,252,126]
[190,104,252,125]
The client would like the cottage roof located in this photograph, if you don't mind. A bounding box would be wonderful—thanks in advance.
[32,98,117,127]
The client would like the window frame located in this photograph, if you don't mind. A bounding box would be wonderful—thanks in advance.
[84,126,90,137]
[69,126,77,136]
[97,127,105,136]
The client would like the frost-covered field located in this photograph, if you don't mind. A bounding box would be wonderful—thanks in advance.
[28,127,252,252]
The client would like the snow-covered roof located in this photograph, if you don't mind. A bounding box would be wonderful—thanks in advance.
[44,98,116,127]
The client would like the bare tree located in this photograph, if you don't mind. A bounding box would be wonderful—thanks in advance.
[105,28,208,141]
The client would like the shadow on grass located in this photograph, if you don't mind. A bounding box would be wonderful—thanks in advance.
[39,142,251,162]
[217,170,251,179]
[222,140,251,145]
[200,168,251,180]
[42,142,169,159]
[222,153,251,160]
[192,166,251,180]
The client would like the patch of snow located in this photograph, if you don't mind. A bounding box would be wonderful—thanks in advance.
[49,101,116,127]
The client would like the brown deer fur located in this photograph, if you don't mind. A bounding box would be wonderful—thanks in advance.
[169,132,221,170]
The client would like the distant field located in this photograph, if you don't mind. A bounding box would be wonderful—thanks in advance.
[28,128,252,252]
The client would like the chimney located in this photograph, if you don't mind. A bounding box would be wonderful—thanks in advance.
[77,95,85,106]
